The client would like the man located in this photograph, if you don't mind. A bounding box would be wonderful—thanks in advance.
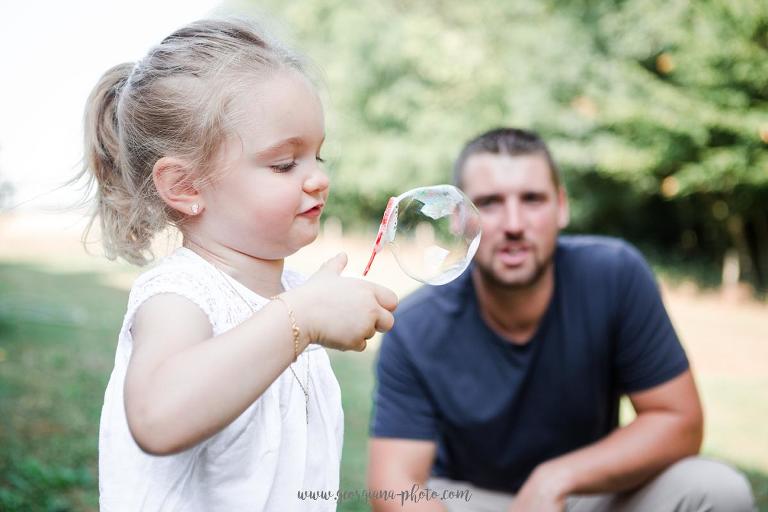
[368,128,754,511]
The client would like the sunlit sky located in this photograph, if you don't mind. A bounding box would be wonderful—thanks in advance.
[0,0,223,211]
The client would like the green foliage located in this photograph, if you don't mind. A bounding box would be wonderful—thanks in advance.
[234,0,599,218]
[554,0,768,289]
[574,0,768,195]
[231,0,768,290]
[0,457,92,512]
[0,264,124,511]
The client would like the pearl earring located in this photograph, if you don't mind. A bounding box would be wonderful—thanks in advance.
[191,203,200,215]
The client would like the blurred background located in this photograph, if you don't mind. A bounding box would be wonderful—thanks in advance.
[1,0,766,510]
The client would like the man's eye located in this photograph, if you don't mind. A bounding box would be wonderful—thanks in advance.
[523,194,546,203]
[271,162,297,173]
[476,198,499,208]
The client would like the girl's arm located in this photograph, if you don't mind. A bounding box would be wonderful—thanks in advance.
[125,257,397,455]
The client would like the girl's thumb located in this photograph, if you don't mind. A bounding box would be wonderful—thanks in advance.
[315,252,348,276]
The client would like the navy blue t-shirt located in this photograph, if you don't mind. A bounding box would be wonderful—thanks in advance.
[370,236,689,493]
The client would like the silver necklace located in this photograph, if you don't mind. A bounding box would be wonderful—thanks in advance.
[213,266,310,424]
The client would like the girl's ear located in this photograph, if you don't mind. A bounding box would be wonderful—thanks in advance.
[152,157,204,216]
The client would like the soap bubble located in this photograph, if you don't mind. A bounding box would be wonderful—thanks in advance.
[363,185,482,285]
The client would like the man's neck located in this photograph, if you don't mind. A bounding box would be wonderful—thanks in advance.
[471,265,555,345]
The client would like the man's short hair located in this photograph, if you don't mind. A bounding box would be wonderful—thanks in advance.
[452,127,562,189]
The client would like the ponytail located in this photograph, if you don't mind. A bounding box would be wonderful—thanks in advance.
[81,63,164,265]
[84,63,131,190]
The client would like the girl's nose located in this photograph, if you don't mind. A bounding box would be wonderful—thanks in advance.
[304,164,329,193]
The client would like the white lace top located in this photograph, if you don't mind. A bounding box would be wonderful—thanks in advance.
[99,247,343,511]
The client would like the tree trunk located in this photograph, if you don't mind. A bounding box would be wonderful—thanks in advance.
[722,213,755,300]
[752,210,768,291]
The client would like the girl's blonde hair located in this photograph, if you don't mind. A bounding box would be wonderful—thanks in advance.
[80,18,307,265]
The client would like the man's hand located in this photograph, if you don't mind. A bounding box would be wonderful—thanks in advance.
[508,463,568,512]
[509,371,702,511]
[368,438,444,511]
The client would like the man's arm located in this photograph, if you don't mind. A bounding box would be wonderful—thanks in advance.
[368,438,445,511]
[510,369,703,511]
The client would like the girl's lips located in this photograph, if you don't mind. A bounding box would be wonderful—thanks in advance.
[299,204,324,218]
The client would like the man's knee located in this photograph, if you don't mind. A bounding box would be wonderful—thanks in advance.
[654,457,755,511]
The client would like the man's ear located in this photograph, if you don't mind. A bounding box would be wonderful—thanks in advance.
[557,186,570,229]
[152,157,203,216]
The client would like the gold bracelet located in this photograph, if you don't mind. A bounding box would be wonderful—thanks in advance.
[271,295,300,362]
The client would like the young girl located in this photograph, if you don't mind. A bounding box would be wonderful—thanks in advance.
[82,18,397,511]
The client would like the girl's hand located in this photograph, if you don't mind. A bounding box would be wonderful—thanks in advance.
[285,253,398,351]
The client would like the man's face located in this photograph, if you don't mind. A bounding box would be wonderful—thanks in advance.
[462,152,569,289]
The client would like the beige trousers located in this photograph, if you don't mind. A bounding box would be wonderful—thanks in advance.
[429,457,755,512]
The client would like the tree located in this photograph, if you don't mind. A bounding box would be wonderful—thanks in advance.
[235,0,602,219]
[553,0,768,289]
[233,0,768,290]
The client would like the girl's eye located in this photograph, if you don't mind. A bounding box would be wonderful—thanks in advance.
[316,156,326,164]
[271,161,297,173]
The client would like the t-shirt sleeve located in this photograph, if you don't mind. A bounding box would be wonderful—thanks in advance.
[123,267,217,338]
[370,326,438,440]
[613,244,689,393]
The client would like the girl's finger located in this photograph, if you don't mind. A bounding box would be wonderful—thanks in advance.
[375,309,395,333]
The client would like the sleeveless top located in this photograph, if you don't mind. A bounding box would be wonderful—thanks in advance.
[99,247,343,511]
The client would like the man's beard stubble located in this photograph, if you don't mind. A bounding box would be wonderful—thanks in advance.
[474,246,555,292]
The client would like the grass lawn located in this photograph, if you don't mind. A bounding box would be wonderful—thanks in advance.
[1,247,766,510]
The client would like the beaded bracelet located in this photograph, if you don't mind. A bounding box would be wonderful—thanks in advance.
[271,295,301,362]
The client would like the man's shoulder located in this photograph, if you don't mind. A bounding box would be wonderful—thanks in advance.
[557,235,644,270]
[396,271,470,319]
[387,269,473,349]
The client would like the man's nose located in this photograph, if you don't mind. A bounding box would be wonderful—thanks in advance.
[503,200,525,235]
